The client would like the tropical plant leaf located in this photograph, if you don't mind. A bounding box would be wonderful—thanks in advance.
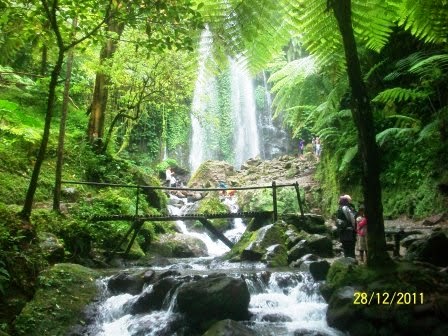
[339,145,358,172]
[372,87,428,103]
[375,127,417,146]
[398,0,448,44]
[416,119,440,143]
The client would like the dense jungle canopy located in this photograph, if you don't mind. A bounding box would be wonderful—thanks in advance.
[0,0,448,334]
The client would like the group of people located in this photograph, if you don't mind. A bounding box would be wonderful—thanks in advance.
[297,136,322,158]
[336,194,367,262]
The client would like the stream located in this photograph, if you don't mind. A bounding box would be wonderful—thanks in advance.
[88,196,344,336]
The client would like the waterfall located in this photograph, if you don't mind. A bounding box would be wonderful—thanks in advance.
[189,29,260,171]
[189,28,219,171]
[230,58,260,168]
[257,70,293,159]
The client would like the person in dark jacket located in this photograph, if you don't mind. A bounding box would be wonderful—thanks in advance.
[336,195,356,258]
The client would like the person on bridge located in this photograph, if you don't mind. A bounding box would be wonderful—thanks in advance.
[336,195,356,258]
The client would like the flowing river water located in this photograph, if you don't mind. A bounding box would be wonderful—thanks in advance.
[88,196,344,336]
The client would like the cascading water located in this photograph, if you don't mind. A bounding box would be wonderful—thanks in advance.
[257,70,293,159]
[88,195,342,336]
[189,29,260,171]
[189,28,219,172]
[230,58,260,168]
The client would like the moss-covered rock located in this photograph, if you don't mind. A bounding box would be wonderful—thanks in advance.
[224,230,257,261]
[323,260,448,335]
[38,232,65,263]
[149,233,208,257]
[14,263,101,336]
[188,160,236,188]
[197,194,231,232]
[262,244,288,267]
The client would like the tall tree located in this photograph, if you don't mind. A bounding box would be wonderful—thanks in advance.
[329,0,390,266]
[86,0,203,151]
[53,17,78,212]
[87,0,125,148]
[20,0,111,221]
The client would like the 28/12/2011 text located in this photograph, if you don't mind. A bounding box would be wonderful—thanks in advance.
[353,292,424,305]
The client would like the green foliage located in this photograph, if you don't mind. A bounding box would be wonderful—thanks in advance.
[13,263,100,336]
[0,260,10,296]
[397,0,448,44]
[197,194,229,231]
[372,88,428,103]
[243,187,302,214]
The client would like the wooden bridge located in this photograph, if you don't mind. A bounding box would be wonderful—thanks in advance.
[62,180,305,258]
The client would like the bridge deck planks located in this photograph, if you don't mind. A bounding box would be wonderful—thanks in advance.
[91,211,273,222]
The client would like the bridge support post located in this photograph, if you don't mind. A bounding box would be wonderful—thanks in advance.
[198,218,234,248]
[135,186,140,216]
[294,182,305,217]
[124,220,145,257]
[272,181,278,222]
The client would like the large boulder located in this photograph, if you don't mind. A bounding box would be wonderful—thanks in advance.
[282,213,328,234]
[176,274,250,324]
[188,160,236,188]
[107,269,155,295]
[288,240,311,263]
[326,286,361,330]
[128,276,182,314]
[202,319,256,336]
[405,231,448,266]
[149,233,208,257]
[262,244,288,267]
[38,232,65,263]
[241,224,286,262]
[287,230,333,262]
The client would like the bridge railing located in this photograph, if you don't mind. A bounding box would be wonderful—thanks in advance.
[61,180,305,221]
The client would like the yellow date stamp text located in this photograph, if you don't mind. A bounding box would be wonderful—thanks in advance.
[353,292,424,305]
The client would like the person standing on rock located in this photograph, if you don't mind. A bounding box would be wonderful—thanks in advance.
[356,204,368,263]
[165,167,172,187]
[298,139,305,157]
[336,195,356,258]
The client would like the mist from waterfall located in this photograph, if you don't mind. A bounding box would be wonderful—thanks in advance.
[189,29,260,171]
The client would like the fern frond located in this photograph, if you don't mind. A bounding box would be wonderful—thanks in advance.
[338,145,358,172]
[398,0,448,44]
[375,127,417,146]
[352,1,399,52]
[409,54,448,77]
[337,109,352,118]
[372,87,428,104]
[416,119,440,143]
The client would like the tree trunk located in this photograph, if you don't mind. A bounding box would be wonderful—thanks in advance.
[53,18,77,212]
[331,0,391,267]
[87,16,125,149]
[40,45,47,76]
[21,50,65,221]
